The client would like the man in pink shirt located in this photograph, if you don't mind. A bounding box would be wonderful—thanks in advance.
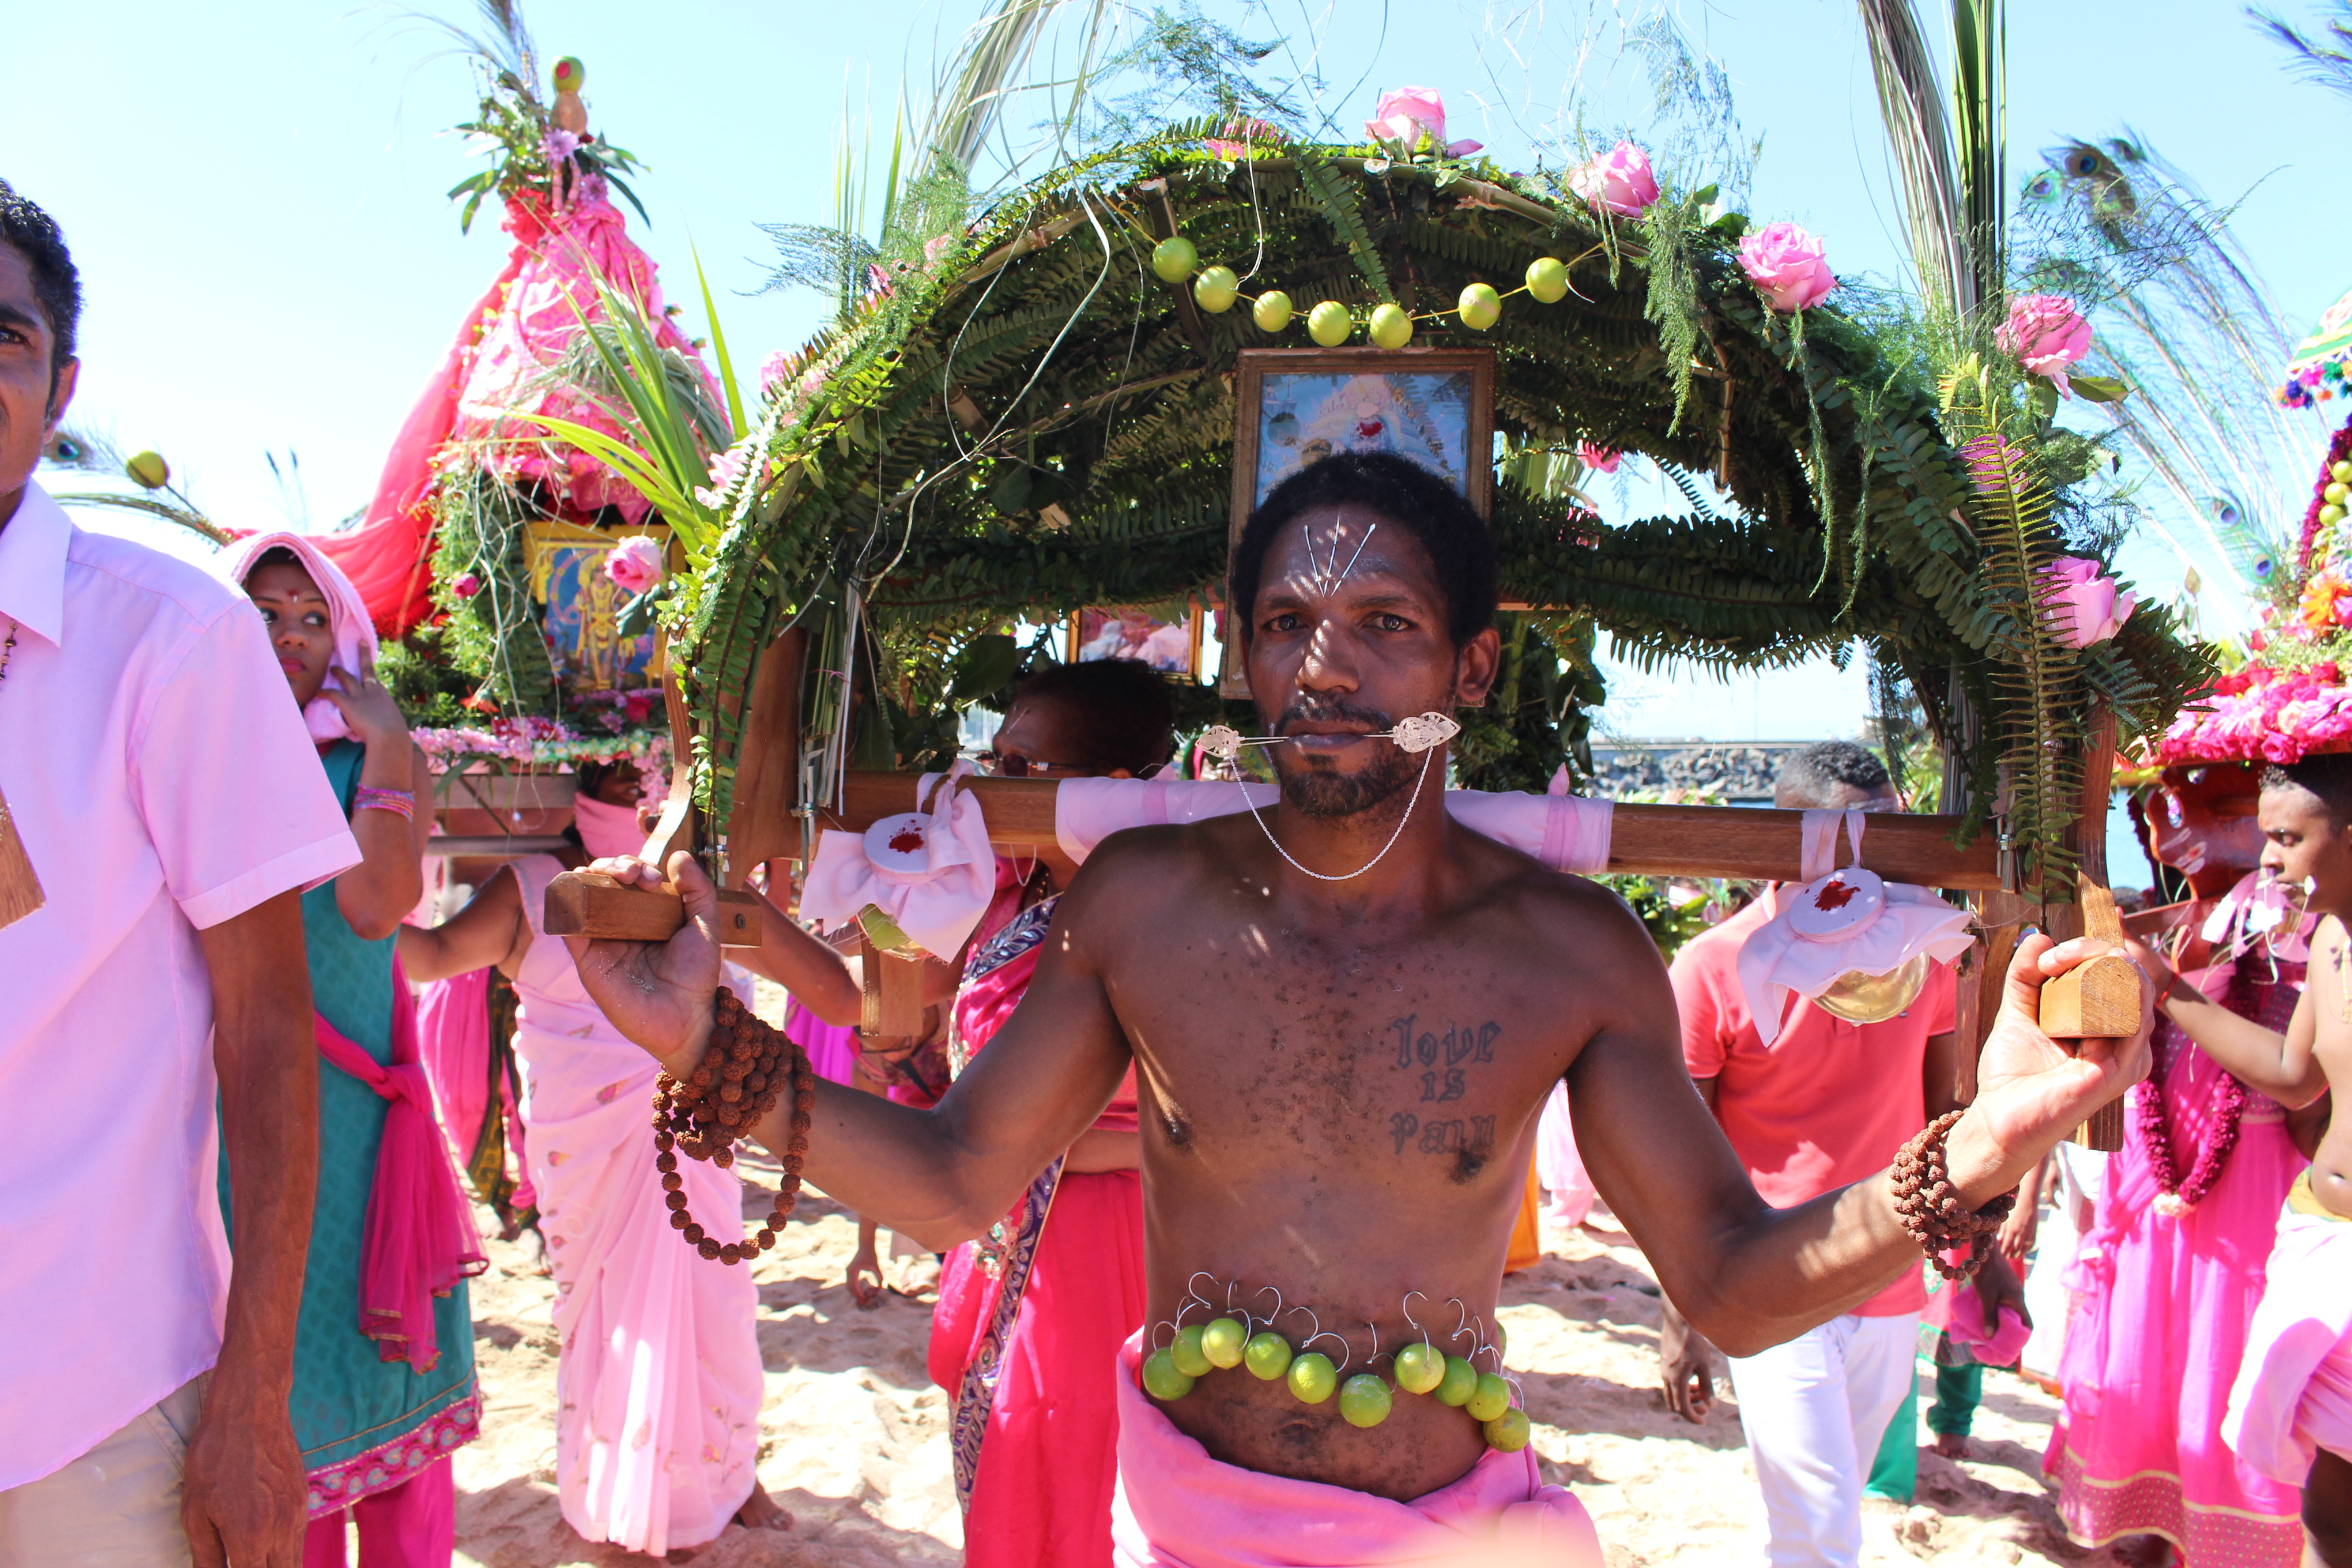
[0,182,361,1567]
[1657,741,2023,1568]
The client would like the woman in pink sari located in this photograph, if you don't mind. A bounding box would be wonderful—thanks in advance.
[2051,770,2316,1567]
[923,660,1171,1568]
[397,762,789,1556]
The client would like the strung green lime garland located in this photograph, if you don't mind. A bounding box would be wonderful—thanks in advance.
[1147,231,1575,350]
[1139,1288,1533,1453]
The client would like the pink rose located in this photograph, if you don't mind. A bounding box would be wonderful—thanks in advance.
[451,572,483,600]
[758,350,791,394]
[924,233,956,265]
[605,536,666,595]
[1737,222,1835,313]
[1569,140,1660,218]
[2038,555,2138,649]
[1577,441,1622,474]
[1995,294,2092,394]
[1364,87,1482,157]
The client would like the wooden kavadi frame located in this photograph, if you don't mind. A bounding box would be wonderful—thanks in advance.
[544,125,2216,1148]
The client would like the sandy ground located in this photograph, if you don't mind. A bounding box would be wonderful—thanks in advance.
[438,1173,2149,1568]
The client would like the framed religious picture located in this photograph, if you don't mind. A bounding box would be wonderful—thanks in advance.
[1067,601,1205,679]
[1223,347,1494,693]
[524,520,672,695]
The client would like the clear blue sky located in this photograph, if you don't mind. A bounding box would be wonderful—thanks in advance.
[6,0,2342,742]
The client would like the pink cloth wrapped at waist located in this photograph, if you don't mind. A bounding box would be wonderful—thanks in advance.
[1109,1333,1601,1567]
[313,958,487,1371]
[2224,1192,2352,1487]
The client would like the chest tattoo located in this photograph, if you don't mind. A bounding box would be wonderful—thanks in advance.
[1384,1013,1505,1180]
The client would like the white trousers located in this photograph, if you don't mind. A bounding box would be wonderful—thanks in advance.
[1726,1313,1919,1568]
[0,1375,204,1568]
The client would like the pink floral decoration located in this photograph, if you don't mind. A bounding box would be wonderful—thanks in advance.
[2153,663,2352,767]
[604,536,666,594]
[1995,293,2093,395]
[758,350,791,394]
[451,572,483,600]
[924,233,957,265]
[1568,140,1660,218]
[540,129,581,165]
[691,442,747,510]
[2039,555,2137,649]
[1578,441,1622,474]
[1737,222,1835,312]
[1364,87,1482,157]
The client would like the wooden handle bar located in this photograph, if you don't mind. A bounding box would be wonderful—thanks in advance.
[824,773,2004,889]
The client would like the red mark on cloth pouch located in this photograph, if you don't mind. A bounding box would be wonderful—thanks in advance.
[1814,879,1859,911]
[888,828,925,854]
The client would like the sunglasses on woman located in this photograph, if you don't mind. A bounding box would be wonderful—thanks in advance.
[981,749,1088,779]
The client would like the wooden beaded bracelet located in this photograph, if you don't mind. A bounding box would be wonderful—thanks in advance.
[1891,1109,2016,1280]
[649,987,816,1266]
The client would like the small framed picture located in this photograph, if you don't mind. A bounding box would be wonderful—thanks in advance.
[524,520,672,693]
[1067,602,1204,679]
[1223,348,1494,693]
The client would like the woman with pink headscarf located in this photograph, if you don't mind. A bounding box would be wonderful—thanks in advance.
[222,534,483,1567]
[396,757,789,1555]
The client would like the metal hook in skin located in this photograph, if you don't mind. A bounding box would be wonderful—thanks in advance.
[1448,1297,1473,1347]
[1152,1320,1177,1353]
[1256,1284,1284,1337]
[1365,1320,1384,1369]
[1403,1290,1431,1350]
[1175,1271,1218,1330]
[1301,1327,1351,1375]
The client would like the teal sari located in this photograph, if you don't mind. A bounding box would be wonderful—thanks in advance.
[220,740,480,1514]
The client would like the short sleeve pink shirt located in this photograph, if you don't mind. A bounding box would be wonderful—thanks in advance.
[1669,885,1957,1318]
[0,485,361,1488]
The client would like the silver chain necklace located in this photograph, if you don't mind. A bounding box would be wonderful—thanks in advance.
[1241,743,1437,883]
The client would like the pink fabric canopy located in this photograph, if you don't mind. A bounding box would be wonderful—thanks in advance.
[317,180,706,638]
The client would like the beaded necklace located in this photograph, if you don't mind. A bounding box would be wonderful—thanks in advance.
[2142,897,2296,1218]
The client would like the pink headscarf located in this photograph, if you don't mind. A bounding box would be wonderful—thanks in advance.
[570,792,645,860]
[217,531,380,744]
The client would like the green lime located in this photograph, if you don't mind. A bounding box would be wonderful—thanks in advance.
[1393,1341,1445,1395]
[1152,236,1198,283]
[1466,1371,1512,1422]
[1483,1406,1532,1452]
[1142,1347,1196,1401]
[1434,1354,1478,1407]
[1201,1317,1247,1370]
[1338,1374,1393,1428]
[1171,1324,1213,1378]
[125,450,170,490]
[1458,282,1501,330]
[1526,257,1569,304]
[1368,301,1413,349]
[1287,1351,1338,1404]
[1307,300,1352,346]
[1244,1331,1293,1380]
[2325,504,2347,528]
[2334,460,2352,484]
[1252,291,1293,332]
[1194,265,1240,312]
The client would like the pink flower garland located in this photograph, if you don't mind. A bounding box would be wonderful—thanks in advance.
[2136,1027,2245,1218]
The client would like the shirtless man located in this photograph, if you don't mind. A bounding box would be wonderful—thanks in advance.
[2128,757,2352,1567]
[571,451,2150,1554]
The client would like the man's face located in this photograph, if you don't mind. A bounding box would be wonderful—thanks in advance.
[1243,504,1498,819]
[989,696,1128,779]
[2258,783,2352,906]
[0,245,74,514]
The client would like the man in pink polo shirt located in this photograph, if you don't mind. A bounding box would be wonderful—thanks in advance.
[1657,740,2023,1568]
[0,182,360,1567]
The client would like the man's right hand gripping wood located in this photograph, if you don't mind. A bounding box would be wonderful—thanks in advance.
[1948,932,2157,1198]
[564,851,723,1082]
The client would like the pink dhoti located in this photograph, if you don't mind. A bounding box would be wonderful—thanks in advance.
[2225,1179,2352,1488]
[1535,1082,1596,1230]
[508,857,764,1555]
[1109,1335,1601,1567]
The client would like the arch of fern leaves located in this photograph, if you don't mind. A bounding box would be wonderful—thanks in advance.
[669,116,2210,896]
